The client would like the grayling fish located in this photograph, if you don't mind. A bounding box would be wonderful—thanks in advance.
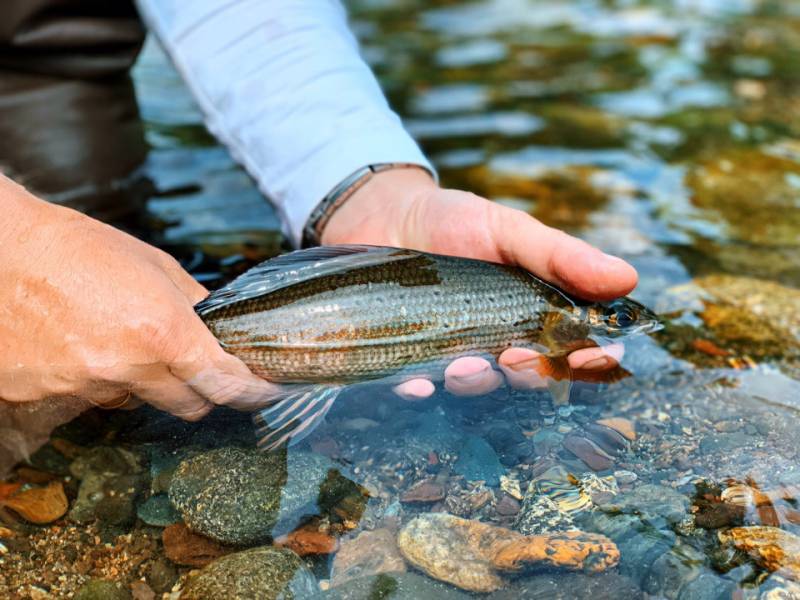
[195,245,660,450]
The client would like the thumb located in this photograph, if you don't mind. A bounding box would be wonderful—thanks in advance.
[490,205,638,301]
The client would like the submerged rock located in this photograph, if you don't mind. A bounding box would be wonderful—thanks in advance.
[162,523,233,567]
[324,572,469,600]
[3,481,68,524]
[397,513,619,593]
[275,523,339,556]
[179,546,319,600]
[454,435,505,486]
[400,480,445,504]
[514,495,576,536]
[330,529,407,588]
[137,494,181,527]
[74,579,131,600]
[718,526,800,580]
[489,571,643,599]
[68,446,146,528]
[596,484,688,526]
[564,434,615,471]
[169,447,366,545]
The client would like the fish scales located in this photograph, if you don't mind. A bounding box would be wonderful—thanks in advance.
[203,254,551,383]
[195,245,660,450]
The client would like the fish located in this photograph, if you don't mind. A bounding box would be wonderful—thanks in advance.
[195,245,660,450]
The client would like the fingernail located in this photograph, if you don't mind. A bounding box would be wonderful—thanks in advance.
[579,356,612,370]
[453,367,490,385]
[508,358,540,372]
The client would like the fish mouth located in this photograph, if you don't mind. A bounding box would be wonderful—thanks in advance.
[640,320,664,335]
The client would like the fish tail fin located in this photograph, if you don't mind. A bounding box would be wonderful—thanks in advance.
[253,384,344,452]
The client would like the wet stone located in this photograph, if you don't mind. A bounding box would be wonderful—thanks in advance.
[488,571,644,600]
[495,494,521,517]
[583,423,630,454]
[146,557,178,595]
[596,484,689,526]
[699,432,752,454]
[324,572,469,600]
[330,528,407,588]
[179,546,320,600]
[533,429,564,456]
[397,512,619,593]
[563,435,615,471]
[641,542,707,598]
[676,572,735,600]
[400,480,446,504]
[162,523,233,567]
[454,435,505,486]
[718,526,800,580]
[137,494,181,527]
[514,495,576,536]
[581,512,677,584]
[169,447,366,545]
[74,579,131,600]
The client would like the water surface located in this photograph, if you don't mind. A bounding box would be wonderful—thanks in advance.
[2,1,800,598]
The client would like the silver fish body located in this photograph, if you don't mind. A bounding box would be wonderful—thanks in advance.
[195,245,659,449]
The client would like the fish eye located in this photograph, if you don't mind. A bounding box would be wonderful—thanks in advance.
[615,308,636,328]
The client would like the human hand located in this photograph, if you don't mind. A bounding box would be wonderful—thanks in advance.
[0,176,278,420]
[321,167,638,399]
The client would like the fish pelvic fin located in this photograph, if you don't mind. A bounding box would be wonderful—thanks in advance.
[538,355,573,405]
[253,384,344,452]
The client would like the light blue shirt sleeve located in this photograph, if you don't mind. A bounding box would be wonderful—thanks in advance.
[135,0,434,247]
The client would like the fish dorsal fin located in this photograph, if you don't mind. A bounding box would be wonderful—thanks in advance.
[195,245,419,316]
[253,384,344,451]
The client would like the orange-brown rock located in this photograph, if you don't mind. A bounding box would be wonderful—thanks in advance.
[0,482,22,501]
[397,513,619,593]
[0,526,15,538]
[401,480,446,504]
[596,418,636,441]
[274,523,338,556]
[162,523,233,567]
[15,468,57,485]
[3,482,68,524]
[50,438,85,459]
[718,526,800,580]
[331,528,406,588]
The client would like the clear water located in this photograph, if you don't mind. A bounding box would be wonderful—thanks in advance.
[2,0,800,598]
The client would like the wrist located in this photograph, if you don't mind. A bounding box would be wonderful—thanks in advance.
[320,166,437,246]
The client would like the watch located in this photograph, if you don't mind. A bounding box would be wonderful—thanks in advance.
[301,163,427,248]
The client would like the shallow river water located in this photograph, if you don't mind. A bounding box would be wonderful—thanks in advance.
[2,0,800,598]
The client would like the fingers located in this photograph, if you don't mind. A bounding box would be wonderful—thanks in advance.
[444,357,504,396]
[498,348,549,390]
[567,343,624,370]
[132,373,213,421]
[170,347,283,411]
[393,378,436,401]
[489,203,638,301]
[155,252,209,305]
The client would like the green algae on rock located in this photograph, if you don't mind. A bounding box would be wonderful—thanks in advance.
[179,546,319,600]
[74,579,131,600]
[169,447,367,545]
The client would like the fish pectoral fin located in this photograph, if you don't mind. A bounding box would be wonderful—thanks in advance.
[253,384,344,452]
[572,364,632,384]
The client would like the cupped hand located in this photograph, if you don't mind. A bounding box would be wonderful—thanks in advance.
[321,167,638,399]
[0,176,279,419]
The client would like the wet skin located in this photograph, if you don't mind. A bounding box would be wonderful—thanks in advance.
[322,167,636,400]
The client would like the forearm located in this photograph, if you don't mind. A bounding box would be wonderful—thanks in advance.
[135,0,434,247]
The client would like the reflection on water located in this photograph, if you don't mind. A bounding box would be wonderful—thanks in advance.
[2,0,800,598]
